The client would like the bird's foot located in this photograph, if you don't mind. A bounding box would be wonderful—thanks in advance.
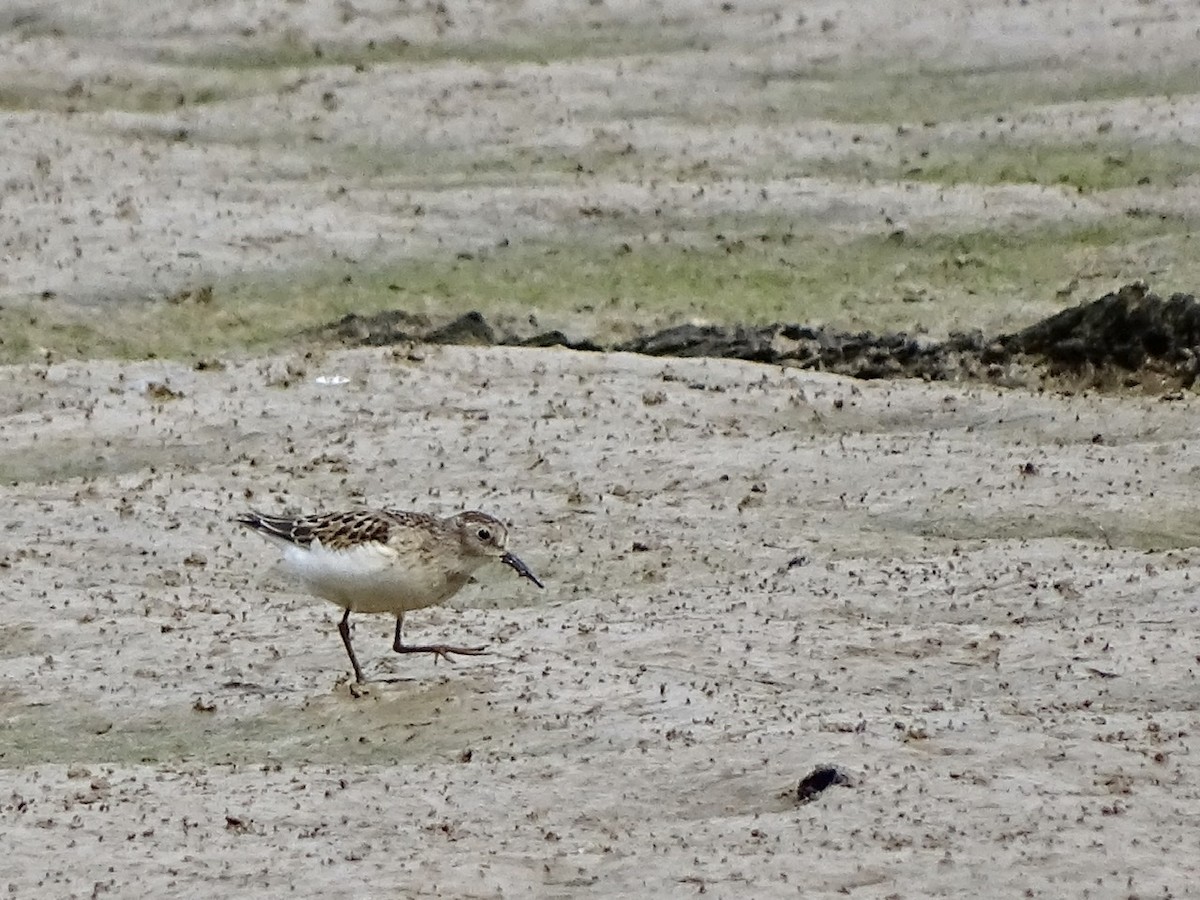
[393,643,488,664]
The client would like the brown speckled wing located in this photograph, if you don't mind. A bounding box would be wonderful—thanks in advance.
[237,510,398,551]
[381,509,442,532]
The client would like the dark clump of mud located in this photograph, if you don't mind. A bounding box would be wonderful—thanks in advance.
[617,322,999,381]
[321,282,1200,392]
[1002,281,1200,381]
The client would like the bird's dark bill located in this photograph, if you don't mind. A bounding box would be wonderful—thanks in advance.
[501,552,544,588]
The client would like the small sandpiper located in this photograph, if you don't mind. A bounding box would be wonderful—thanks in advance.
[235,507,543,683]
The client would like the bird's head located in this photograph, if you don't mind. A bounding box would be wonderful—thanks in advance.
[450,511,543,588]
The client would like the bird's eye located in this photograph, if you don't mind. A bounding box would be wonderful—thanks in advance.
[477,528,492,542]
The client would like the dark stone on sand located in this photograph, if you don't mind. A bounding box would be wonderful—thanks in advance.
[796,765,854,804]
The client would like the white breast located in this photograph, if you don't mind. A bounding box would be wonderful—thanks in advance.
[279,539,474,615]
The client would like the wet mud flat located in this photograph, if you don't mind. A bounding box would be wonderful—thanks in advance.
[1,341,1198,896]
[2,0,1200,893]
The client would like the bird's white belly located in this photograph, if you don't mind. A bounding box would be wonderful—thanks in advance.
[280,542,469,615]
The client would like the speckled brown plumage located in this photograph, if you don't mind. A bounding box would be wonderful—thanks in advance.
[235,509,423,552]
[234,506,543,684]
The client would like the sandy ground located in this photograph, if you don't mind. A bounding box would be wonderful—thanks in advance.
[1,345,1199,898]
[2,0,1200,898]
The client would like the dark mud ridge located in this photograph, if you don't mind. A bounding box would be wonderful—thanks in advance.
[321,282,1200,391]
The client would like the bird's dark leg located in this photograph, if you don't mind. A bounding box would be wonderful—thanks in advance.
[392,612,487,664]
[337,608,366,684]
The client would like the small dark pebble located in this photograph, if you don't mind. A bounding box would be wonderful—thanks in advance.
[797,765,853,804]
